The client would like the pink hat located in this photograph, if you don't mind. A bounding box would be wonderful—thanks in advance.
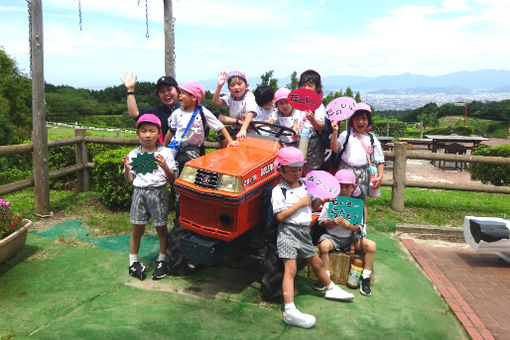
[274,88,291,103]
[179,81,205,104]
[335,169,356,184]
[226,70,248,84]
[274,147,305,169]
[137,113,161,128]
[354,102,372,113]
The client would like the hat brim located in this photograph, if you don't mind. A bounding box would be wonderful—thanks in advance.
[285,161,306,167]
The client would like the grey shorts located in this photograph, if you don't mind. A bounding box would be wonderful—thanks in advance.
[277,222,317,259]
[319,233,360,252]
[130,186,169,226]
[305,134,325,170]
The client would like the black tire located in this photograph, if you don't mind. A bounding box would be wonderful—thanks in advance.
[261,243,284,302]
[165,222,200,276]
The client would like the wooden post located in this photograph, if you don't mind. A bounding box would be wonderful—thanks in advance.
[31,0,50,215]
[75,129,89,192]
[391,142,407,211]
[163,0,175,78]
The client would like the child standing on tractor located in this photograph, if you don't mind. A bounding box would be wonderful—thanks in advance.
[329,103,385,221]
[268,88,300,147]
[164,81,237,173]
[213,70,258,146]
[123,114,177,280]
[315,169,377,296]
[296,70,327,174]
[272,147,354,329]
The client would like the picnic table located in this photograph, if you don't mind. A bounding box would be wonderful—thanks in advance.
[425,134,488,153]
[397,138,434,150]
[376,136,394,150]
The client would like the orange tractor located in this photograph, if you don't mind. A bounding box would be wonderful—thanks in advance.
[166,123,305,301]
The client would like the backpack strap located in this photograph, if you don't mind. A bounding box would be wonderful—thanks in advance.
[337,129,351,161]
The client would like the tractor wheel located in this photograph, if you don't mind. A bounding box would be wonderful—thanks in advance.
[165,222,200,276]
[261,243,284,302]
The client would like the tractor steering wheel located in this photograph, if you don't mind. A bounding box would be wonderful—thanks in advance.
[249,121,297,139]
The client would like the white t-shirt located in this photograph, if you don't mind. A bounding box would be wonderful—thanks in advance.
[270,109,299,144]
[169,106,225,147]
[220,91,258,120]
[296,103,326,136]
[272,180,317,226]
[126,146,177,188]
[337,129,385,167]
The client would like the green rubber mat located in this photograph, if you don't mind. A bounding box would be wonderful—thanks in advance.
[32,219,160,260]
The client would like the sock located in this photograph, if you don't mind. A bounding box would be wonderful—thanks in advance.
[129,253,138,266]
[284,302,296,312]
[157,253,167,262]
[326,281,336,290]
[362,269,372,279]
[325,270,331,278]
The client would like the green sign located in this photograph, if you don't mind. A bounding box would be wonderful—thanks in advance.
[130,152,157,175]
[327,196,364,224]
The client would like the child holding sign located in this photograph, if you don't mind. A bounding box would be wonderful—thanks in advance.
[213,70,258,146]
[123,114,177,280]
[297,70,326,174]
[315,169,377,296]
[272,147,354,329]
[268,88,300,147]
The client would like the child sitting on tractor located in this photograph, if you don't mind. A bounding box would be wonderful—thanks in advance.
[271,147,354,329]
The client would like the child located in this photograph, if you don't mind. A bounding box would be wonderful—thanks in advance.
[123,114,177,280]
[268,88,300,147]
[315,169,377,296]
[253,85,275,136]
[272,147,354,329]
[164,81,237,173]
[330,103,385,220]
[213,70,258,146]
[296,70,326,174]
[121,72,180,140]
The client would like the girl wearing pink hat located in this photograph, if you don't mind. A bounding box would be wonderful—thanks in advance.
[164,81,237,173]
[271,147,355,328]
[267,88,300,147]
[213,70,258,146]
[316,169,377,296]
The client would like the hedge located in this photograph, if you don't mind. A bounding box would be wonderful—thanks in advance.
[471,144,510,186]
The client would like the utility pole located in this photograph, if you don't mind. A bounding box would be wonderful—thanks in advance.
[163,0,175,78]
[31,0,50,215]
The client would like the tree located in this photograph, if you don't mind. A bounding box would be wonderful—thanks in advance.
[258,70,278,92]
[286,71,299,90]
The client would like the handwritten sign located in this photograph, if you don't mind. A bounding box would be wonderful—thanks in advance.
[288,88,322,112]
[130,152,157,175]
[304,170,340,200]
[328,196,364,224]
[325,97,357,122]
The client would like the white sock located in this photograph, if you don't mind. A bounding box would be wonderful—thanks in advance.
[129,253,138,266]
[325,270,331,278]
[362,269,372,279]
[284,302,296,312]
[326,281,336,290]
[157,253,167,262]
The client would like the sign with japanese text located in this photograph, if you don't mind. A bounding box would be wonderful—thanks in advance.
[325,97,357,122]
[288,88,322,112]
[327,196,364,224]
[304,170,340,200]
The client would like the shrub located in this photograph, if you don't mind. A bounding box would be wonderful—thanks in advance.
[471,144,510,186]
[92,147,133,210]
[371,118,407,138]
[425,125,474,136]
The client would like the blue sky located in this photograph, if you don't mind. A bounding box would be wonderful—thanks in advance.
[1,0,509,90]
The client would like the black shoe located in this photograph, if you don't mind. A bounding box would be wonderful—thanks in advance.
[152,260,168,280]
[129,261,146,280]
[360,277,371,296]
[312,281,326,291]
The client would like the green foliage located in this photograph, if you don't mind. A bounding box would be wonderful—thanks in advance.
[286,71,299,90]
[470,144,510,186]
[371,118,407,138]
[0,48,32,145]
[92,147,133,210]
[322,88,361,107]
[257,70,278,92]
[425,125,473,136]
[0,168,32,185]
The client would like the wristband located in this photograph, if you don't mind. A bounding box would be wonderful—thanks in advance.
[127,91,135,95]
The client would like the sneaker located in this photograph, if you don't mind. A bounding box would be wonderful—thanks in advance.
[360,277,372,296]
[129,261,146,280]
[283,310,316,329]
[325,284,354,301]
[312,281,326,291]
[152,260,168,280]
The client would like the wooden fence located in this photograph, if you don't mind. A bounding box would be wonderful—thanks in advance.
[0,129,509,212]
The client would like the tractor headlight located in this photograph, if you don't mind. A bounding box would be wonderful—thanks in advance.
[180,165,197,183]
[217,174,242,193]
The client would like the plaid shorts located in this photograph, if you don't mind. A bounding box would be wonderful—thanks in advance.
[277,222,317,260]
[130,186,169,226]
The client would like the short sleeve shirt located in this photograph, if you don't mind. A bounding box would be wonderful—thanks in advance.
[126,146,177,188]
[169,106,225,147]
[271,180,313,226]
[338,129,385,167]
[220,91,258,120]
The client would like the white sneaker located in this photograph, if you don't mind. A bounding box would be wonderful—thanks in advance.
[283,310,316,328]
[324,284,354,301]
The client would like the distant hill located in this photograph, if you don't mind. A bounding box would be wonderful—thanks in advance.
[200,69,510,95]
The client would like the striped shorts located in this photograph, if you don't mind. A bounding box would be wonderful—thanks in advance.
[130,186,169,226]
[277,222,317,260]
